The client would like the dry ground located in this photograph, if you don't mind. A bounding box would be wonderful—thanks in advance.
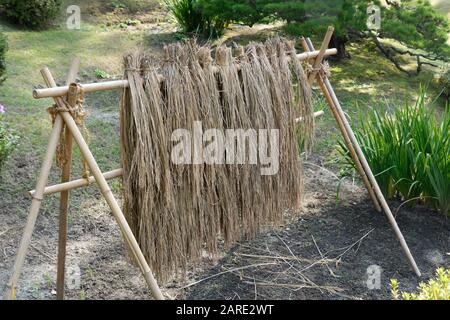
[1,155,448,300]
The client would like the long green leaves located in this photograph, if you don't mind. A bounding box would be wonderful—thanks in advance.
[338,91,450,216]
[163,0,226,37]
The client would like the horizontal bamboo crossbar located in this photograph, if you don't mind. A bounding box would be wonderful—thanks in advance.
[33,48,338,99]
[29,169,123,196]
[295,110,324,123]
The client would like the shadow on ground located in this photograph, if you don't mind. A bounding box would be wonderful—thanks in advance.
[186,163,450,300]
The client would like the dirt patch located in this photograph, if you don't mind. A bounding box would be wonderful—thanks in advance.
[1,154,448,300]
[186,161,450,300]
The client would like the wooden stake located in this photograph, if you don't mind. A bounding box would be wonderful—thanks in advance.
[40,67,164,299]
[301,38,382,213]
[306,34,421,277]
[2,116,64,300]
[56,58,80,300]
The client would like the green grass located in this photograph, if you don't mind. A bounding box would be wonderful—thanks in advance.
[0,19,145,149]
[312,38,446,157]
[337,90,450,216]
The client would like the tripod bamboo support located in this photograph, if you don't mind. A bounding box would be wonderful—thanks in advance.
[303,32,420,277]
[3,27,420,301]
[3,66,164,301]
[300,36,382,213]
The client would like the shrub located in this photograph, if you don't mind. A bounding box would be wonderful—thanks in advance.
[0,32,7,83]
[164,0,226,37]
[1,0,62,29]
[391,268,450,300]
[337,91,450,216]
[0,105,19,174]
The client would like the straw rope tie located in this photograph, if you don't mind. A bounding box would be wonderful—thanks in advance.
[47,84,90,179]
[31,194,44,202]
[306,61,331,79]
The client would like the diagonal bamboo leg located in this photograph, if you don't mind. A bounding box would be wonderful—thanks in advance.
[56,58,80,300]
[2,115,64,300]
[41,67,164,299]
[301,37,382,212]
[305,34,421,276]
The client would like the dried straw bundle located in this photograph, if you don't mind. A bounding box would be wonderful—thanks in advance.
[120,39,314,282]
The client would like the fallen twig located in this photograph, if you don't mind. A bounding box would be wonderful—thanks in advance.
[179,262,277,289]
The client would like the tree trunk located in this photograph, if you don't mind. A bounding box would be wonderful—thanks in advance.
[329,34,350,60]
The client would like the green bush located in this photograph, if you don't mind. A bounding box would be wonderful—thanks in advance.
[0,105,19,174]
[337,91,450,216]
[391,268,450,300]
[0,32,7,83]
[164,0,226,37]
[1,0,62,29]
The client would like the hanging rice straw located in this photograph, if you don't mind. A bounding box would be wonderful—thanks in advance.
[120,39,314,283]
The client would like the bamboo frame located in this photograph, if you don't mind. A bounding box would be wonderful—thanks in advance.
[300,38,382,213]
[5,28,421,301]
[304,35,421,277]
[42,67,164,299]
[32,49,338,99]
[3,66,164,300]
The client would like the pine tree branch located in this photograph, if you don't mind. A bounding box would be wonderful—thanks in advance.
[377,36,448,62]
[371,34,416,77]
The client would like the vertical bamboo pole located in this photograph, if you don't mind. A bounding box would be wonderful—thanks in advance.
[306,34,421,276]
[56,58,80,300]
[300,38,382,212]
[2,116,64,300]
[40,67,164,299]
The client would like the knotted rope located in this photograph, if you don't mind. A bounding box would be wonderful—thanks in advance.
[305,61,331,79]
[47,83,90,179]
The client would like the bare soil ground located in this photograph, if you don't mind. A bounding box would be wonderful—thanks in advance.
[1,152,448,300]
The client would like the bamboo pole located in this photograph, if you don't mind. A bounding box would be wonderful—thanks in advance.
[295,110,324,123]
[29,169,123,197]
[40,67,164,299]
[2,116,64,300]
[32,49,338,99]
[305,36,421,276]
[307,26,335,84]
[33,80,130,99]
[301,38,382,213]
[56,58,80,300]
